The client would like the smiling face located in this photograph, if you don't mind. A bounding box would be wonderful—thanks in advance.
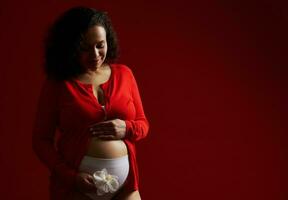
[78,25,108,72]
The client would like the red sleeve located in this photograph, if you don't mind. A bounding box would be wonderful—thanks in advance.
[124,68,150,142]
[32,79,77,186]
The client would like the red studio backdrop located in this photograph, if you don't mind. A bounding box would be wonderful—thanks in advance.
[0,0,287,199]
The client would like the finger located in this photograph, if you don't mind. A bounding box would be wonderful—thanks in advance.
[97,135,116,140]
[86,179,94,187]
[84,179,94,186]
[86,175,95,183]
[89,120,113,127]
[89,124,104,132]
[84,178,95,189]
[91,130,103,136]
[89,124,114,132]
[92,130,114,136]
[91,126,114,132]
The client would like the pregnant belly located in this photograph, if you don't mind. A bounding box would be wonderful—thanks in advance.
[86,138,128,158]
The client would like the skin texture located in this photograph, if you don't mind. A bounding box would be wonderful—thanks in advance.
[78,26,108,73]
[76,26,127,140]
[73,25,140,200]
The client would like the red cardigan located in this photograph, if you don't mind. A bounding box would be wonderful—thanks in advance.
[32,64,149,199]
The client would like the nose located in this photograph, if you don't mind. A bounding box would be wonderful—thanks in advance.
[91,46,100,57]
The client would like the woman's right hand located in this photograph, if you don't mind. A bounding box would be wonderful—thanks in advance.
[75,172,97,193]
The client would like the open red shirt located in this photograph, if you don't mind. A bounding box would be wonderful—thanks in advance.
[32,64,149,199]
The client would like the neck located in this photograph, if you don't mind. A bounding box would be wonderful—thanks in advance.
[77,64,108,82]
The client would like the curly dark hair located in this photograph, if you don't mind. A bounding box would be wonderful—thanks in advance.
[44,6,118,80]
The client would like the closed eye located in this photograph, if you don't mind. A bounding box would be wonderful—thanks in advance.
[96,44,105,48]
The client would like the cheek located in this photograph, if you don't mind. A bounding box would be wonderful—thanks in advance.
[100,46,108,57]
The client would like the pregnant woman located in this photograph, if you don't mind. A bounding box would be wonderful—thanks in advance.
[32,7,149,200]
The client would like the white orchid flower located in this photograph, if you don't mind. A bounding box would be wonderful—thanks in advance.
[93,168,120,196]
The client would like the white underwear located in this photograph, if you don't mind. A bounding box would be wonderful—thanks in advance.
[78,155,129,200]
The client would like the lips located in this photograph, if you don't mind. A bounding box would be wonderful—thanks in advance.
[90,59,101,65]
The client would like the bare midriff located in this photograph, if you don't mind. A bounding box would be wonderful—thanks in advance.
[86,137,128,158]
[78,65,128,159]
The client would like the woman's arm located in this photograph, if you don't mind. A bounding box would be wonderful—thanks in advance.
[32,79,77,186]
[124,68,150,142]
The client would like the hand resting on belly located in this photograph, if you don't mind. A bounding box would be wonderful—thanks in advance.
[86,118,128,158]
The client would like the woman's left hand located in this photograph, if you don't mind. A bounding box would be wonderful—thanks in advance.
[89,119,126,140]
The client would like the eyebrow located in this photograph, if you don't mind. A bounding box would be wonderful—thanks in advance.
[92,40,105,44]
[81,40,105,47]
[88,40,105,45]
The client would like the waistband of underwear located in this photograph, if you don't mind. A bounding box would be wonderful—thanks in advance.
[81,155,129,168]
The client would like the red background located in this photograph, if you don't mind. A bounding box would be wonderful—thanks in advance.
[1,0,287,199]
